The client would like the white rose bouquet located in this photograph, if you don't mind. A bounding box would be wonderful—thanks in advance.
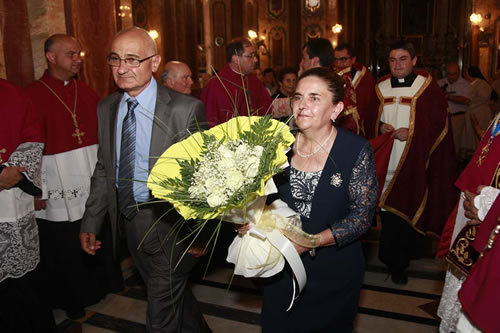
[147,115,320,310]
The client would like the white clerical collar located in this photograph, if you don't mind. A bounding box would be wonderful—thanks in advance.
[398,78,405,83]
[229,66,246,76]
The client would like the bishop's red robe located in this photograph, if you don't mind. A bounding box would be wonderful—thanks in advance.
[25,71,99,222]
[201,64,272,127]
[438,115,500,257]
[458,195,500,333]
[375,71,458,236]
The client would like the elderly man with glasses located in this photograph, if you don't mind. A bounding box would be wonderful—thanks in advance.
[201,37,272,126]
[80,27,211,332]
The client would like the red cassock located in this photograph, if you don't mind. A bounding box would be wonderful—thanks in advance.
[438,117,500,256]
[201,64,272,127]
[331,65,361,136]
[351,63,378,139]
[336,64,378,139]
[374,71,458,236]
[24,71,99,155]
[458,195,500,333]
[0,79,44,160]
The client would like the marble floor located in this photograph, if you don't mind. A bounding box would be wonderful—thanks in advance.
[54,229,446,333]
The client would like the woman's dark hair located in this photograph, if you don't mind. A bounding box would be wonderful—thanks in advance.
[298,67,345,104]
[467,66,487,81]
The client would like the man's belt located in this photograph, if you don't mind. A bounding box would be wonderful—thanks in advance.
[449,112,465,116]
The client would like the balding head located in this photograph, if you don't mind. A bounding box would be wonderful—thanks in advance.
[161,61,193,94]
[45,34,82,81]
[108,26,161,97]
[446,63,461,84]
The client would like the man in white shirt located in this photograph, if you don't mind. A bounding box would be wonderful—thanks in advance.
[438,63,472,160]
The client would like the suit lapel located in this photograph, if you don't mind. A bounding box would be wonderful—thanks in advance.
[109,95,121,171]
[149,86,173,170]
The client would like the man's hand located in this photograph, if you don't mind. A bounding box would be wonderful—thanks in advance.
[392,128,409,141]
[380,123,395,135]
[80,232,102,255]
[0,166,26,191]
[187,242,209,258]
[463,190,480,225]
[34,199,46,211]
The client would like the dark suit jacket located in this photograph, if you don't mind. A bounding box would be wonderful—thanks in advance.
[81,83,207,267]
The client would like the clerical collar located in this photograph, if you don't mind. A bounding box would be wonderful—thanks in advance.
[229,66,246,77]
[391,71,417,88]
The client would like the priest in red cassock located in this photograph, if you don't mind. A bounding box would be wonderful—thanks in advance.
[334,43,378,139]
[201,37,272,126]
[0,79,55,331]
[25,34,108,320]
[458,193,500,333]
[375,40,458,285]
[437,111,500,332]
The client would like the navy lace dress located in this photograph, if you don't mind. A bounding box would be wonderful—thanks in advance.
[261,128,378,333]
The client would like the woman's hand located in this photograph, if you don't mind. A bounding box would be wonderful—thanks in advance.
[291,241,311,255]
[234,223,250,236]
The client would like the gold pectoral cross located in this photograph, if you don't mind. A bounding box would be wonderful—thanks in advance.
[72,127,85,144]
[70,114,84,144]
[0,148,6,163]
[476,139,491,166]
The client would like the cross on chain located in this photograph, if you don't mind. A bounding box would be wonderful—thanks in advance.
[72,127,85,144]
[70,113,85,144]
[0,148,6,163]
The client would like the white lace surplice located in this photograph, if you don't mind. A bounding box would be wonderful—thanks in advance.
[36,144,97,222]
[438,188,500,332]
[0,142,43,282]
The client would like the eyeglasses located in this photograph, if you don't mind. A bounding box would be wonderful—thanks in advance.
[107,54,156,67]
[240,53,257,59]
[334,57,350,62]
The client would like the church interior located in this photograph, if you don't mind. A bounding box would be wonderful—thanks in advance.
[2,0,500,332]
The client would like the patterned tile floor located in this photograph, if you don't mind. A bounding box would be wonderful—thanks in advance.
[54,232,446,333]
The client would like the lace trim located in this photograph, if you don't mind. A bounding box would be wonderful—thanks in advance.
[474,186,500,221]
[333,143,378,247]
[48,185,88,201]
[0,212,39,282]
[4,142,43,188]
[290,167,322,218]
[437,270,464,333]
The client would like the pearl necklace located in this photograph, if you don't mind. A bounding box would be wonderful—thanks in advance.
[296,126,334,158]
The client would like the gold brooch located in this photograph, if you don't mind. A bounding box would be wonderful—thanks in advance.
[330,173,342,187]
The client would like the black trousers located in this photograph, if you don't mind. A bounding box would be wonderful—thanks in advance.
[119,208,210,333]
[0,265,56,332]
[37,218,122,312]
[378,211,424,272]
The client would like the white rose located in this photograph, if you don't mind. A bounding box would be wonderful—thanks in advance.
[218,156,236,171]
[253,145,264,158]
[235,143,249,159]
[217,145,234,160]
[245,156,260,178]
[226,169,245,191]
[207,192,227,207]
[204,177,217,191]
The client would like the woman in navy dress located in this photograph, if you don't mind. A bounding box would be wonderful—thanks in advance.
[261,67,378,332]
